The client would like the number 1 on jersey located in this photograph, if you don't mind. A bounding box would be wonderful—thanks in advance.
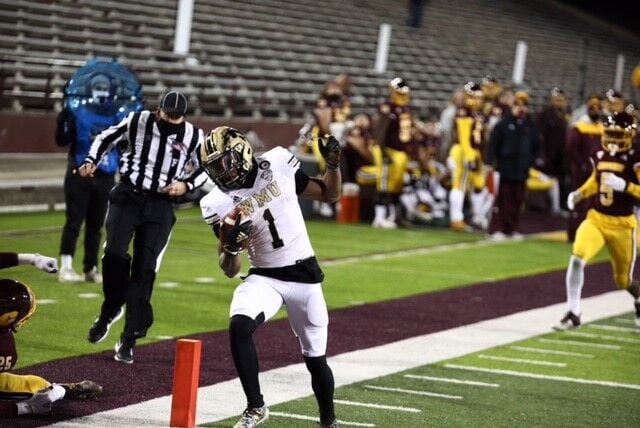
[263,208,284,248]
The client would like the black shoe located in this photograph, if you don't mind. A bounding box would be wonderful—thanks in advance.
[634,301,640,327]
[87,307,124,343]
[320,419,339,428]
[59,380,103,399]
[114,336,135,364]
[552,311,581,331]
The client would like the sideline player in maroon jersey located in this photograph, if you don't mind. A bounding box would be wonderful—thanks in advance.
[555,112,640,330]
[0,252,102,417]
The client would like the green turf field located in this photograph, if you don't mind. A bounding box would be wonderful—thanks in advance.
[0,207,610,367]
[2,207,637,427]
[206,313,640,427]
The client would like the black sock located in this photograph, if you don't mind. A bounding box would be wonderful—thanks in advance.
[229,314,264,408]
[304,355,335,423]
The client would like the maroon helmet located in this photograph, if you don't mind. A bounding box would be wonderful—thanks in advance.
[0,279,36,332]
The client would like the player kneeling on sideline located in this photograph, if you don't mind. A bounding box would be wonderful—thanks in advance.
[554,112,640,331]
[198,127,340,428]
[0,253,102,417]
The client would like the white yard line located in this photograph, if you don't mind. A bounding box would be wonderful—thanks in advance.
[269,411,375,427]
[477,354,566,367]
[363,385,463,400]
[614,317,635,324]
[444,365,640,390]
[322,240,493,267]
[49,290,631,428]
[509,346,594,358]
[403,374,499,387]
[334,399,421,413]
[588,324,640,333]
[538,338,620,350]
[565,331,640,344]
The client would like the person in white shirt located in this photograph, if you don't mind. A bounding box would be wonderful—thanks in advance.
[199,127,341,428]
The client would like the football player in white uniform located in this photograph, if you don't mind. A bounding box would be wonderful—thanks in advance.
[199,127,341,428]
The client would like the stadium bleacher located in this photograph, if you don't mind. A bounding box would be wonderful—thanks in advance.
[1,0,638,120]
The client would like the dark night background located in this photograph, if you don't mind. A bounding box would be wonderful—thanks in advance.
[558,0,640,36]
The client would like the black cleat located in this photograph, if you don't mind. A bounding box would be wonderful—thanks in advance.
[634,301,640,327]
[87,307,124,343]
[114,336,135,364]
[553,311,581,331]
[59,380,103,399]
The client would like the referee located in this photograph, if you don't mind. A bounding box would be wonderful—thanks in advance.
[78,90,207,364]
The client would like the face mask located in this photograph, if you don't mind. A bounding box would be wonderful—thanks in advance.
[157,117,183,135]
[588,112,600,122]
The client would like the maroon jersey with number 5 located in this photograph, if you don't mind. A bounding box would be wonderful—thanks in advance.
[590,146,640,216]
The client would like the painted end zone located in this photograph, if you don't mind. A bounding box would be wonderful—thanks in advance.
[58,290,631,426]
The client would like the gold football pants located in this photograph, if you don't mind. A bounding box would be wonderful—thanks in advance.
[573,209,637,289]
[371,145,408,195]
[447,144,485,192]
[0,372,50,397]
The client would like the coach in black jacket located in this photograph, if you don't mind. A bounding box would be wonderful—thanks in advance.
[485,91,540,238]
[78,91,207,363]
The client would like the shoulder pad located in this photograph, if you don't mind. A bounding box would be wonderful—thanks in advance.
[574,122,604,135]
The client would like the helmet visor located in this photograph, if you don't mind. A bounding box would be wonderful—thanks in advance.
[202,149,244,188]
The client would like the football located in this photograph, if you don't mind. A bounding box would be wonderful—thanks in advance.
[219,207,251,252]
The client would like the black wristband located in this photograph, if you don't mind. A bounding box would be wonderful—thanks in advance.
[326,162,340,170]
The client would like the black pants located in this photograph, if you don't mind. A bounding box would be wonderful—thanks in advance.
[489,180,526,235]
[59,167,114,272]
[101,183,175,339]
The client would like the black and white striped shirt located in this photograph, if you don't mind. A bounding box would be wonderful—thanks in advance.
[85,110,208,193]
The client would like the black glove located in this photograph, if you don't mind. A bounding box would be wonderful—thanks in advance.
[318,134,341,170]
[223,216,252,254]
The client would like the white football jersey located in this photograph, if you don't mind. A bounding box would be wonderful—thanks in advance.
[200,146,315,268]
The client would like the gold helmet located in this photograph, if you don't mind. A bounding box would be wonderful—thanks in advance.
[604,89,625,114]
[0,279,36,332]
[464,81,484,111]
[200,126,254,189]
[602,112,636,154]
[514,90,530,106]
[481,75,501,100]
[389,77,410,106]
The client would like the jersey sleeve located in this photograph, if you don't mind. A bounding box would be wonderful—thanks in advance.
[625,148,640,199]
[199,188,234,233]
[85,111,133,165]
[0,253,18,269]
[269,146,301,171]
[295,168,311,194]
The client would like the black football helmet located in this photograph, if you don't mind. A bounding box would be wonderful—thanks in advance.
[389,77,410,106]
[199,126,254,190]
[602,112,636,154]
[0,279,36,332]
